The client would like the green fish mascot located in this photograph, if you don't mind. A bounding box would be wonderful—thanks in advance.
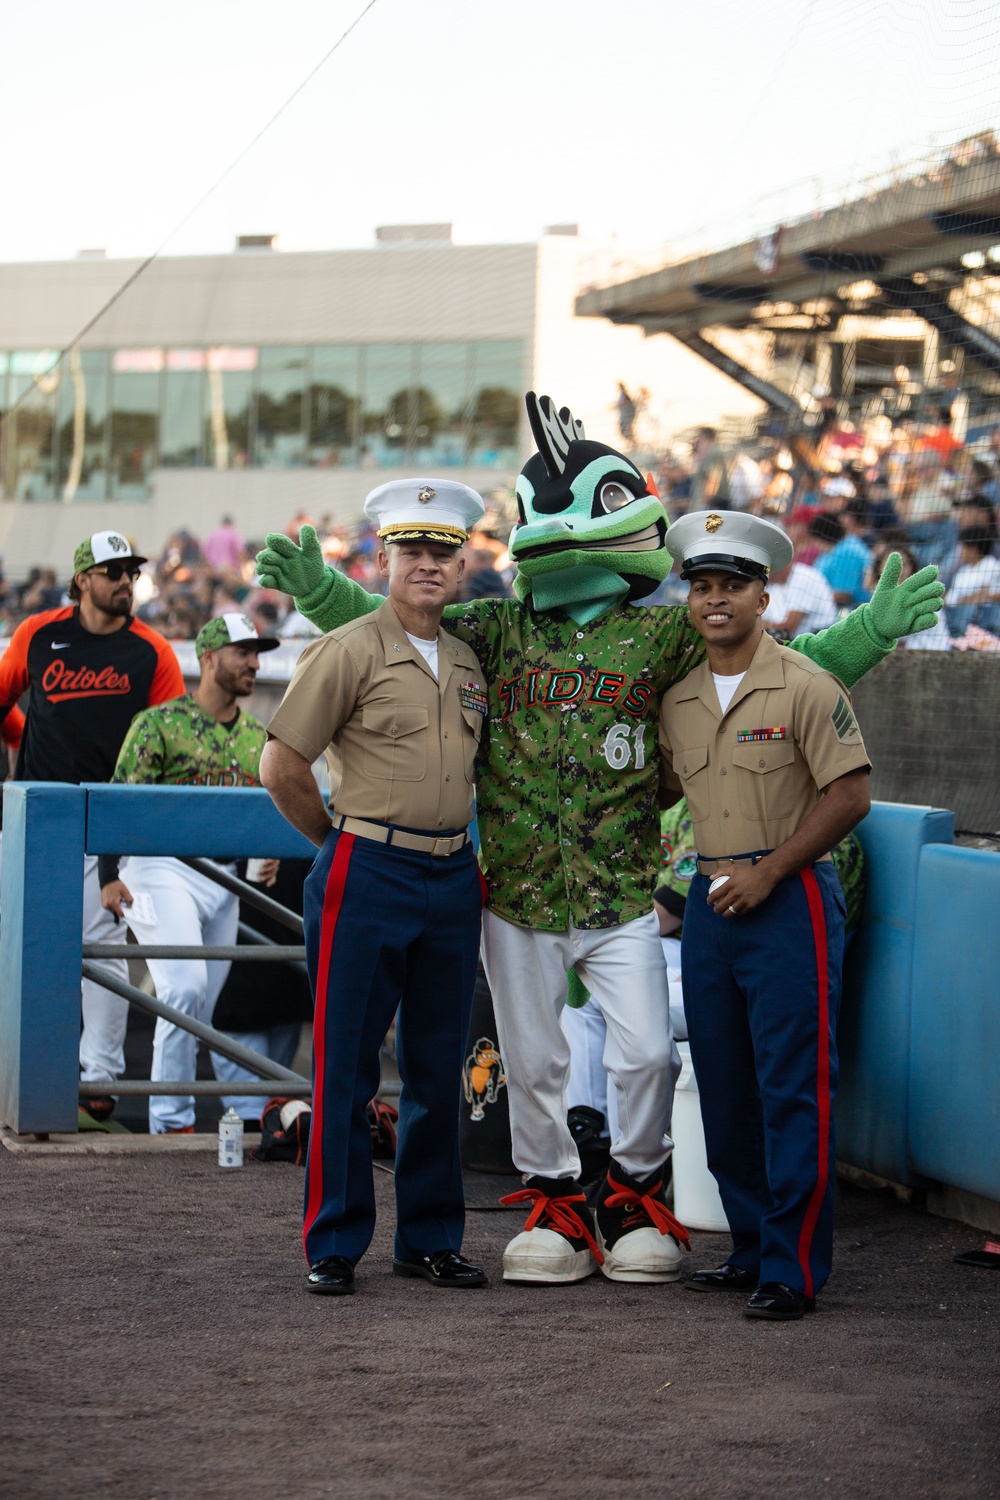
[257,392,942,1286]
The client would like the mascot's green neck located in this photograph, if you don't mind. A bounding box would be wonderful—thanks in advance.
[529,565,630,625]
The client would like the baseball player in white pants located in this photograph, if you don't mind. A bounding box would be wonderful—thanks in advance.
[101,613,280,1133]
[80,855,131,1083]
[121,856,240,1132]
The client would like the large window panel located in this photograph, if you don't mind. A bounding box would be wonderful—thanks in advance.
[109,352,162,498]
[4,351,60,500]
[256,346,306,468]
[308,346,360,466]
[413,343,471,467]
[56,349,109,501]
[469,341,523,466]
[162,350,206,467]
[362,344,416,468]
[204,348,256,469]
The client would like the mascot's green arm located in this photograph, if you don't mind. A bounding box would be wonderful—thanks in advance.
[290,562,477,634]
[784,605,890,688]
[293,565,379,630]
[783,554,946,687]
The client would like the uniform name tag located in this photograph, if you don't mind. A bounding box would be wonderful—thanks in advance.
[460,681,488,715]
[736,727,787,742]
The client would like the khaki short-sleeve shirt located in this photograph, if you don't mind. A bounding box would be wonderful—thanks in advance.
[268,599,487,832]
[658,630,870,858]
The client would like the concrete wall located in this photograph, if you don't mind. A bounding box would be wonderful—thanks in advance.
[0,244,539,346]
[850,652,1000,836]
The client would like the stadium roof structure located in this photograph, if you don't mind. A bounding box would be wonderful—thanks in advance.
[576,136,1000,410]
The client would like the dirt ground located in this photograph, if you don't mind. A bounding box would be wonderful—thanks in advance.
[1,1146,997,1500]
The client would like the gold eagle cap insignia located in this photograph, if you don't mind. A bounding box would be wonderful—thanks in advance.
[705,513,723,533]
[417,486,436,504]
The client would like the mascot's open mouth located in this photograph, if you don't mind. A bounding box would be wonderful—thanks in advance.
[514,517,667,562]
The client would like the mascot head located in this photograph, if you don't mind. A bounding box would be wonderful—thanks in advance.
[509,393,670,621]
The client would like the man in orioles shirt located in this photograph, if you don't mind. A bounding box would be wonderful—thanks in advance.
[0,531,184,1120]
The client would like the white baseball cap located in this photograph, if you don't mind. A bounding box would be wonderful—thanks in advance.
[73,530,147,572]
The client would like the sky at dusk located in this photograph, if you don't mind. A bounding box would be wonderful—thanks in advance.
[2,0,999,265]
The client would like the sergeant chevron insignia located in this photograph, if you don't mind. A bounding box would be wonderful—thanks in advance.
[831,694,860,742]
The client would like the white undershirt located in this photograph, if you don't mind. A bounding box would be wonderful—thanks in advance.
[712,671,745,714]
[405,630,439,680]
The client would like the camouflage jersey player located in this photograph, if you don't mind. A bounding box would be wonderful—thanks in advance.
[256,392,945,1287]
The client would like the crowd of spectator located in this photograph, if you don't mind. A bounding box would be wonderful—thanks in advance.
[651,403,1000,648]
[0,497,519,645]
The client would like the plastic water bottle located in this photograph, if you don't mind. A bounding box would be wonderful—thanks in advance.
[218,1107,244,1168]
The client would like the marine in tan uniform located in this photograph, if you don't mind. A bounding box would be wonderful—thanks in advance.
[658,511,871,1321]
[261,479,490,1296]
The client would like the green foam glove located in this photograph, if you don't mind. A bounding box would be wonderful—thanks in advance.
[866,551,945,645]
[565,969,591,1010]
[255,524,326,596]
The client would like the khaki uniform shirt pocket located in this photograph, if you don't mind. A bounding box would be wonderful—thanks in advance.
[731,740,799,821]
[461,706,484,783]
[361,703,429,782]
[673,746,710,822]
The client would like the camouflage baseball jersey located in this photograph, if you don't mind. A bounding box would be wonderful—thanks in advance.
[112,694,266,786]
[448,596,709,930]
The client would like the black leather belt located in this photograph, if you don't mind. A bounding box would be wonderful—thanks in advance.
[696,850,772,877]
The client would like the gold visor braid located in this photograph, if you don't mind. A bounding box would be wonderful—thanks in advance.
[378,522,468,546]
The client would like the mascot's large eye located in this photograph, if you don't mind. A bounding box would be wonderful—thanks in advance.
[598,480,635,513]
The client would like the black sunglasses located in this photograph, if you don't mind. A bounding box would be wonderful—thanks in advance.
[89,561,142,582]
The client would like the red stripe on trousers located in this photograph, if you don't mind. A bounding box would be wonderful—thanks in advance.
[302,832,356,1261]
[796,866,831,1299]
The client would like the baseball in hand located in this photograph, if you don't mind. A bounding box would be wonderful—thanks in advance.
[709,875,731,895]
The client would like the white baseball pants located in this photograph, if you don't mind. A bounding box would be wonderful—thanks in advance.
[123,856,238,1133]
[481,909,679,1181]
[80,854,131,1082]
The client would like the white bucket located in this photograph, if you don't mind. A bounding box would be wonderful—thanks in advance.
[671,1042,729,1232]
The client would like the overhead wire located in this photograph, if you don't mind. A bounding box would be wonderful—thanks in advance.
[0,0,380,431]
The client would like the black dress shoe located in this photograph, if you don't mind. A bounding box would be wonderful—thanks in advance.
[686,1263,759,1293]
[306,1256,355,1295]
[393,1249,488,1287]
[744,1281,815,1320]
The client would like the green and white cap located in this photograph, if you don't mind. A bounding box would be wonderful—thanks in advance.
[196,612,281,661]
[73,530,147,573]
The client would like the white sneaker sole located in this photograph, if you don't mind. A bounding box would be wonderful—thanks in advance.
[502,1227,599,1284]
[597,1227,684,1284]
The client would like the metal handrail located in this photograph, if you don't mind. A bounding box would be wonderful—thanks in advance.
[82,961,309,1085]
[85,944,305,961]
[180,857,304,935]
[79,1080,311,1097]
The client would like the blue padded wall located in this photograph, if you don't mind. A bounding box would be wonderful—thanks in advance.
[837,802,953,1185]
[909,844,1000,1201]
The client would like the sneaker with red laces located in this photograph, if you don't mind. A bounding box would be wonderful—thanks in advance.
[500,1175,603,1284]
[594,1164,691,1283]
